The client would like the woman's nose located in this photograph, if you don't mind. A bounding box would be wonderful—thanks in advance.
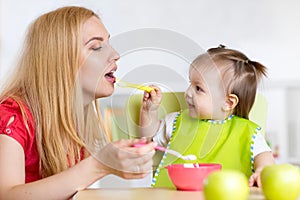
[109,46,120,62]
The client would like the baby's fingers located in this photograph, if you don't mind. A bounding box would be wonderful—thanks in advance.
[248,173,261,187]
[248,175,255,187]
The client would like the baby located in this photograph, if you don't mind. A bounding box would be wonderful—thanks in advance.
[139,45,274,188]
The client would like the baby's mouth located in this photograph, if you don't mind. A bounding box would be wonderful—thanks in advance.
[187,102,194,108]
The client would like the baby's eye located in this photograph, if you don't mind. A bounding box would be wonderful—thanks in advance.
[196,86,203,92]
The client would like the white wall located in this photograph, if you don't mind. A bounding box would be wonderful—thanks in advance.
[1,0,300,85]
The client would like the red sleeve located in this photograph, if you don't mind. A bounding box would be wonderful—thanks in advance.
[0,98,34,151]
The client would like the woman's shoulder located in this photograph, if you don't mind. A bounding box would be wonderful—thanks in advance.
[0,97,35,147]
[0,97,31,118]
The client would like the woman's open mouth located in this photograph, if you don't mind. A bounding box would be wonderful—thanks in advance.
[105,70,116,83]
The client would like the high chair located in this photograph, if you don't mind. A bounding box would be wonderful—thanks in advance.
[124,92,268,172]
[125,92,267,138]
[98,92,267,188]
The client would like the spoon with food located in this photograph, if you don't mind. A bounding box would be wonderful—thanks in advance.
[116,78,153,92]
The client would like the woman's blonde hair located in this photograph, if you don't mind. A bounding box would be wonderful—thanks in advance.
[0,6,107,178]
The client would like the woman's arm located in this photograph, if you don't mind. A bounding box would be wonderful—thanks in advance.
[0,136,155,200]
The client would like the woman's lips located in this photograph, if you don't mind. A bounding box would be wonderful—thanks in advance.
[104,68,117,83]
[105,75,115,83]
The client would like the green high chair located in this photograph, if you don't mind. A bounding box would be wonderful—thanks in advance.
[124,92,268,172]
[125,92,267,138]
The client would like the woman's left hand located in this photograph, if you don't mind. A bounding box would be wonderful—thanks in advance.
[90,138,156,179]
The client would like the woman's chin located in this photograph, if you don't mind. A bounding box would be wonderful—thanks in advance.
[94,83,115,98]
[95,92,113,99]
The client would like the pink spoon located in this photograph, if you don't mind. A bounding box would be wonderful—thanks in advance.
[133,143,197,161]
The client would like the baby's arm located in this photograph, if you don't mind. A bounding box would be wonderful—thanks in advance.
[249,151,275,187]
[139,86,162,140]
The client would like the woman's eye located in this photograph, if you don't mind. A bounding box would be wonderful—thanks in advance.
[92,46,102,51]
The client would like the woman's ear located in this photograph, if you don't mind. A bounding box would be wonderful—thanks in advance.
[222,94,239,111]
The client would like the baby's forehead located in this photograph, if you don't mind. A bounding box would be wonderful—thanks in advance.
[191,57,234,80]
[190,61,228,87]
[190,60,220,75]
[190,65,223,84]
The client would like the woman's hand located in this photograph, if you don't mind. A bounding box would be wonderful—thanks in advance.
[141,86,162,112]
[90,138,156,179]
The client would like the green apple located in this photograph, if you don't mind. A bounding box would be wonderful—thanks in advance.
[261,163,300,200]
[203,170,249,200]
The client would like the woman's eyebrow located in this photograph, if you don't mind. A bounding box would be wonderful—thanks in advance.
[85,35,110,45]
[85,37,104,45]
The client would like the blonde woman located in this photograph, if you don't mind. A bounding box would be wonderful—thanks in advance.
[0,6,155,200]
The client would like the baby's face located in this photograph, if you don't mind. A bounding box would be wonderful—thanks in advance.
[185,64,227,120]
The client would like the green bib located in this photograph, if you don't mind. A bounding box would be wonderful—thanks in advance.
[152,109,260,189]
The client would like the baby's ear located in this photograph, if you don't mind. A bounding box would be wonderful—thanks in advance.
[222,94,239,111]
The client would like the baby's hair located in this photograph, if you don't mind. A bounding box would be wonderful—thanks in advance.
[207,45,267,119]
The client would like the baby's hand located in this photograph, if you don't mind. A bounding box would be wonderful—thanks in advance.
[248,171,261,187]
[141,85,162,112]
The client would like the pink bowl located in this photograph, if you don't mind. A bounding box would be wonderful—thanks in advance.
[165,163,222,191]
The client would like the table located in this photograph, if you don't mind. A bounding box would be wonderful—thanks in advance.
[73,187,265,200]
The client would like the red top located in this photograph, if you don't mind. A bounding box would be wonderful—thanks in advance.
[0,98,40,183]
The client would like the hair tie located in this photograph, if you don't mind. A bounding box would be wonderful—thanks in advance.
[218,44,226,49]
[244,59,249,64]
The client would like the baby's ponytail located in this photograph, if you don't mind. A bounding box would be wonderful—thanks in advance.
[248,60,267,83]
[206,45,268,118]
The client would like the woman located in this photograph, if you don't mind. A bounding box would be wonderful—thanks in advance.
[0,6,155,200]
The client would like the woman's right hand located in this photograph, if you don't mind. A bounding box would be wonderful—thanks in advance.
[141,85,162,112]
[90,138,156,179]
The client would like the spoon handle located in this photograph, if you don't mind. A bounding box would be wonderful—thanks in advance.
[154,145,167,152]
[155,146,184,159]
[133,143,167,151]
[133,144,186,159]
